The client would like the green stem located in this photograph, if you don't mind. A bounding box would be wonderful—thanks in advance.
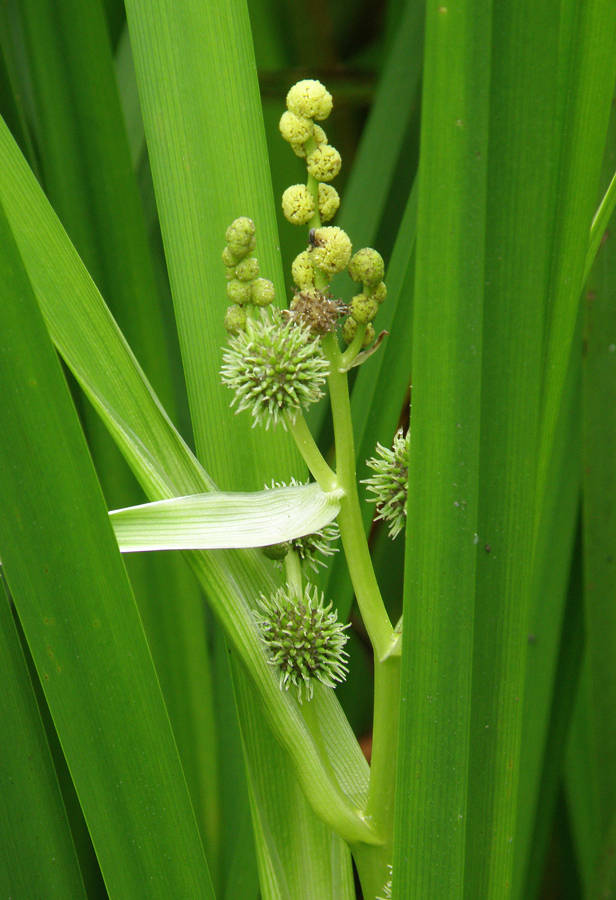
[321,332,394,660]
[285,411,338,492]
[340,323,366,369]
[284,549,303,595]
[353,655,401,898]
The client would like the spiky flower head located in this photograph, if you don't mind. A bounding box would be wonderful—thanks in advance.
[286,289,345,335]
[281,184,316,226]
[254,584,349,702]
[363,429,410,539]
[306,144,342,182]
[310,226,352,276]
[262,479,340,570]
[318,183,340,222]
[348,248,385,287]
[286,79,333,121]
[221,312,329,429]
[292,250,316,290]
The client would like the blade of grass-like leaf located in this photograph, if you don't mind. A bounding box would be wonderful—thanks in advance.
[464,2,562,894]
[124,0,300,491]
[584,169,616,283]
[0,198,214,897]
[13,3,223,878]
[0,584,86,898]
[581,107,616,859]
[110,483,342,551]
[0,115,375,850]
[393,2,489,895]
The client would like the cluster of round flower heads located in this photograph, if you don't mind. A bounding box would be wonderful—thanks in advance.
[223,217,275,333]
[254,584,349,702]
[342,247,387,349]
[279,80,341,226]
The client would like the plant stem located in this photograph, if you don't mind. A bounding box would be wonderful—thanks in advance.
[285,410,338,492]
[284,549,303,595]
[321,331,394,660]
[340,323,366,369]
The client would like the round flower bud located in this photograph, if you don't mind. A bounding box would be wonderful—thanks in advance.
[251,277,276,307]
[286,79,333,121]
[348,248,385,287]
[225,265,236,281]
[224,304,247,333]
[279,110,313,145]
[318,184,340,222]
[306,145,341,182]
[372,281,387,304]
[342,315,357,345]
[221,313,330,429]
[226,216,256,246]
[311,226,352,276]
[222,245,238,267]
[227,279,252,305]
[254,583,349,702]
[235,257,260,282]
[290,125,327,158]
[363,323,376,346]
[350,293,379,324]
[281,184,316,226]
[262,541,291,561]
[292,251,316,289]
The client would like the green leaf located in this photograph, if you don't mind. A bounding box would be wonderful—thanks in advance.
[0,196,214,897]
[0,583,86,898]
[110,483,343,551]
[393,0,489,894]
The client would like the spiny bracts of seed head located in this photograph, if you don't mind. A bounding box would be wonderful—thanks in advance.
[254,583,349,702]
[348,248,385,287]
[376,865,393,900]
[285,289,346,335]
[363,429,410,539]
[262,478,340,570]
[282,184,316,226]
[306,144,341,183]
[310,226,352,276]
[220,311,330,429]
[286,79,333,121]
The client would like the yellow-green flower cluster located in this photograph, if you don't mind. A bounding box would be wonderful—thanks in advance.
[223,218,275,332]
[279,80,341,226]
[341,248,387,348]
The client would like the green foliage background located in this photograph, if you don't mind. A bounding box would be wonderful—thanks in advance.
[0,0,615,897]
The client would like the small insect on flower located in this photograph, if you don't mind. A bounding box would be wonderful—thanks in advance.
[254,584,349,702]
[220,311,330,430]
[363,429,410,539]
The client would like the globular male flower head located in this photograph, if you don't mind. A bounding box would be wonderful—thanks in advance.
[348,248,385,288]
[225,216,256,261]
[363,429,410,539]
[291,250,316,290]
[254,583,349,702]
[318,183,340,222]
[282,184,316,225]
[279,110,313,145]
[310,226,352,276]
[221,312,329,429]
[306,144,342,182]
[286,79,333,121]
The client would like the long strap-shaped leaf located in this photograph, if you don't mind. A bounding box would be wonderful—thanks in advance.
[0,197,214,898]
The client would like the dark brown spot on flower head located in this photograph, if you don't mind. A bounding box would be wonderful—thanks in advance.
[283,289,347,335]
